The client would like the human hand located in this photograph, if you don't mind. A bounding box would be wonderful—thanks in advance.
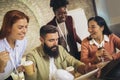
[94,48,104,63]
[23,61,35,75]
[96,68,101,78]
[17,65,24,73]
[96,47,104,58]
[0,51,10,72]
[84,63,97,73]
[96,61,110,69]
[103,50,113,61]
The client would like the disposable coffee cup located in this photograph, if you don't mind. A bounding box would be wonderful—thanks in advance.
[66,66,75,76]
[23,60,34,75]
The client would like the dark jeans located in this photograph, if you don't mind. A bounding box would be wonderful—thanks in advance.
[5,76,13,80]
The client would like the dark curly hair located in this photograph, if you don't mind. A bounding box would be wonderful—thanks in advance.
[50,0,69,12]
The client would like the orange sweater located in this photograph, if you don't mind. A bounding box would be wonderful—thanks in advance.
[81,34,120,64]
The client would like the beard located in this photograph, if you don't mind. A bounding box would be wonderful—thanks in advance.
[43,43,59,58]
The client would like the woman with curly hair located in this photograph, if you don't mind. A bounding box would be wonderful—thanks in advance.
[47,0,82,60]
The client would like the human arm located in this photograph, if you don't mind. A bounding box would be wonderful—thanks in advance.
[110,34,120,59]
[59,46,97,74]
[0,51,10,73]
[24,52,37,80]
[80,39,105,64]
[75,30,82,44]
[81,39,97,64]
[102,49,113,61]
[16,39,27,72]
[64,51,97,74]
[95,47,113,62]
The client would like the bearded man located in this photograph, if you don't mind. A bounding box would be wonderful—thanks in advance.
[24,25,97,80]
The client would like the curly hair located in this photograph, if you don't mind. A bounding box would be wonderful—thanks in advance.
[50,0,69,12]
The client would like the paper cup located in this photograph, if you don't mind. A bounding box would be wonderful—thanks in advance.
[23,60,34,75]
[66,66,75,76]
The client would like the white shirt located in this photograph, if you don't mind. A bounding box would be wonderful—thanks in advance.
[0,38,27,80]
[57,22,68,38]
[56,19,70,51]
[49,57,57,80]
[89,35,109,48]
